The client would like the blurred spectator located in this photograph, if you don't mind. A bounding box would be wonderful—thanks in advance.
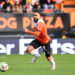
[0,0,5,4]
[10,0,16,6]
[13,0,23,13]
[26,0,32,13]
[43,6,52,13]
[22,5,26,13]
[43,0,55,13]
[45,0,54,9]
[0,1,5,9]
[0,0,64,13]
[0,1,5,13]
[32,1,41,12]
[32,0,39,6]
[53,0,64,12]
[39,0,47,9]
[2,0,12,13]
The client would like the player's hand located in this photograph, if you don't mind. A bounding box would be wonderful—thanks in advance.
[24,28,28,32]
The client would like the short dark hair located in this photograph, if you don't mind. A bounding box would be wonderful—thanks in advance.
[33,11,41,16]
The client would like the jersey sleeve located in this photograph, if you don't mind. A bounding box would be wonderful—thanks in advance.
[26,22,44,36]
[27,30,40,36]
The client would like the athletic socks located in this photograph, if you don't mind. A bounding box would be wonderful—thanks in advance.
[31,49,40,63]
[50,57,56,70]
[31,50,55,70]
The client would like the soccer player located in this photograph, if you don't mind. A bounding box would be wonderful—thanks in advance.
[24,12,56,70]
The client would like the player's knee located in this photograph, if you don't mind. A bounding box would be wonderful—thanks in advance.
[45,53,51,61]
[47,57,51,61]
[46,56,51,61]
[27,47,32,54]
[27,45,34,54]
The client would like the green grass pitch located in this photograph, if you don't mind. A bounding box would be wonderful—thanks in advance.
[0,54,75,75]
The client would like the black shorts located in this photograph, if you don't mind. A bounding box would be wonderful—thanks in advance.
[30,39,51,57]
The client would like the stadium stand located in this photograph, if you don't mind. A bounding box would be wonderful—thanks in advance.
[0,0,74,38]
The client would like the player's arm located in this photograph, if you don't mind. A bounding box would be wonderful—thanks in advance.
[28,30,40,36]
[24,22,43,36]
[24,28,41,36]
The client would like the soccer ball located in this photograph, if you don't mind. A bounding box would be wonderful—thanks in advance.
[0,62,8,72]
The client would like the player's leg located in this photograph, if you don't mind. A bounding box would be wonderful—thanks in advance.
[42,42,56,70]
[26,39,40,63]
[47,55,55,70]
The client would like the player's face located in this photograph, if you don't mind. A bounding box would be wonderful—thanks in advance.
[33,13,40,22]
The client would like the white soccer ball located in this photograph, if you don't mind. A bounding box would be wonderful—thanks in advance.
[0,62,8,72]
